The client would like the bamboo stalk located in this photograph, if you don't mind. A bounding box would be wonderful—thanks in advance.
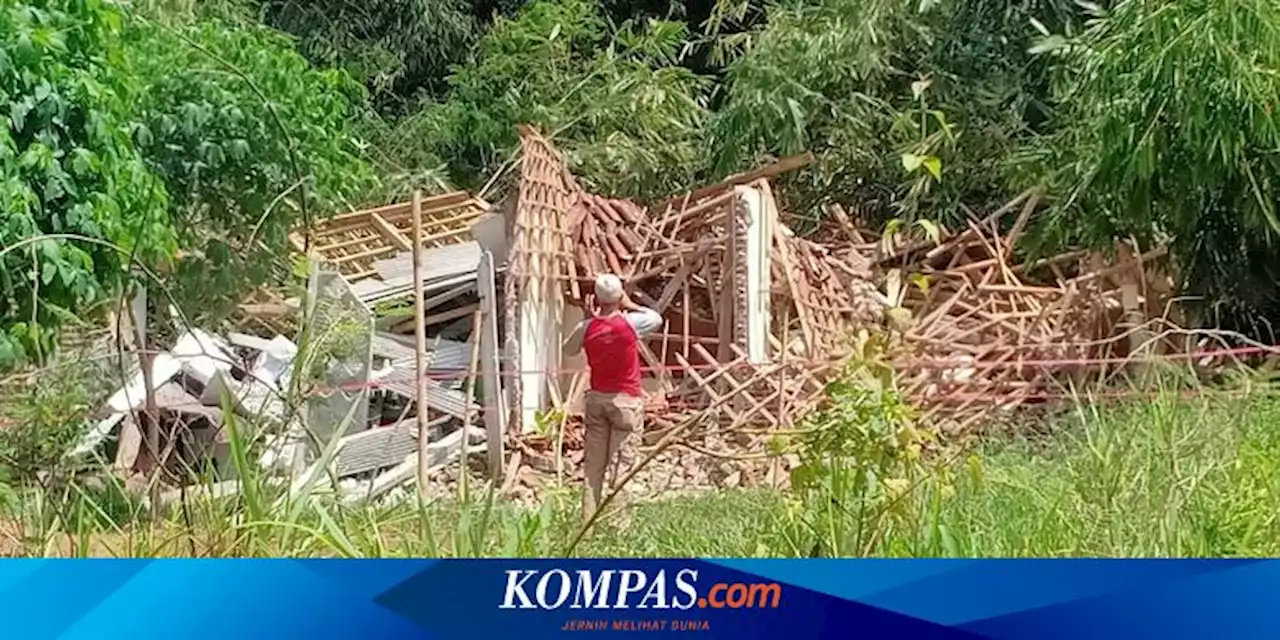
[458,312,482,503]
[411,190,430,498]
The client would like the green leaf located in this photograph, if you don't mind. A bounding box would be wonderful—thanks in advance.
[901,153,923,173]
[914,219,941,243]
[908,272,931,295]
[883,217,904,238]
[40,260,56,286]
[928,110,953,140]
[10,98,31,132]
[786,98,806,147]
[0,334,15,368]
[939,523,959,556]
[921,156,942,180]
[1028,35,1067,55]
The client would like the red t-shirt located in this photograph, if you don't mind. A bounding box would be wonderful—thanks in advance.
[583,314,643,397]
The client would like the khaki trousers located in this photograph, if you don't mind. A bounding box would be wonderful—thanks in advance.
[581,390,643,521]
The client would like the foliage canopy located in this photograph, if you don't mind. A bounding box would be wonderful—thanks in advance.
[1030,0,1280,328]
[11,0,1280,361]
[126,16,376,324]
[0,0,375,367]
[0,0,171,365]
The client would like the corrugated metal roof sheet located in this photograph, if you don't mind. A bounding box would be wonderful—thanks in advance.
[335,420,415,477]
[371,333,472,379]
[376,368,477,420]
[427,338,470,376]
[371,332,417,362]
[374,242,480,286]
[352,242,482,304]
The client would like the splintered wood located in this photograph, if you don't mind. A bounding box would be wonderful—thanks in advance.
[506,127,578,433]
[775,232,880,357]
[891,189,1171,432]
[230,125,1179,500]
[547,160,1170,443]
[510,126,576,289]
[534,143,882,439]
[233,191,490,334]
[295,192,489,282]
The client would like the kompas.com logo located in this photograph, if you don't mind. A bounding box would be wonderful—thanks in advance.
[499,568,782,610]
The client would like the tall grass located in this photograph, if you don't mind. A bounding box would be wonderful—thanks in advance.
[913,391,1280,557]
[3,366,1280,557]
[575,387,1280,558]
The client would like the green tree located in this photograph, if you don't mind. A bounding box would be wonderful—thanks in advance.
[1027,0,1280,332]
[0,0,379,368]
[711,0,1074,228]
[261,0,479,112]
[125,17,378,325]
[0,0,172,368]
[426,0,713,198]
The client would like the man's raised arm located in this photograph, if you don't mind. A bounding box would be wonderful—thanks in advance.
[562,319,588,355]
[621,294,662,338]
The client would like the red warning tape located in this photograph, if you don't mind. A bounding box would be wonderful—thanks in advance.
[312,344,1277,395]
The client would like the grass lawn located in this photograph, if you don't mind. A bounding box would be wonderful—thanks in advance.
[4,387,1280,557]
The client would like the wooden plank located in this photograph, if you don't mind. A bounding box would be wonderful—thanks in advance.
[325,192,470,226]
[316,232,384,253]
[673,352,741,422]
[458,314,481,500]
[772,228,815,354]
[332,244,397,264]
[825,203,864,244]
[658,193,735,238]
[411,190,431,498]
[1003,188,1042,254]
[717,227,737,363]
[682,278,692,359]
[397,208,485,235]
[423,303,481,327]
[654,248,709,314]
[370,212,412,251]
[692,344,778,426]
[977,284,1063,296]
[655,153,814,213]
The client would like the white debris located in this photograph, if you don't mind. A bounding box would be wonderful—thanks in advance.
[171,329,235,389]
[104,353,181,414]
[249,335,298,391]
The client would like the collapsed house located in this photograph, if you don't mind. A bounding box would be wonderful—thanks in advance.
[503,129,888,475]
[78,126,1181,501]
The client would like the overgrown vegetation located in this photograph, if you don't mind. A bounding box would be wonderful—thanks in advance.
[5,0,1280,556]
[3,355,1278,557]
[9,0,1280,355]
[0,0,374,366]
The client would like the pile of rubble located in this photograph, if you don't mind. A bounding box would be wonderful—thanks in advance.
[880,189,1175,432]
[74,126,1180,505]
[77,193,500,506]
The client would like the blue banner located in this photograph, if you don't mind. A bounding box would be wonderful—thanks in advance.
[3,559,1274,638]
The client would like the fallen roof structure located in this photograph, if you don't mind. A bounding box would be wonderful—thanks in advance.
[498,129,1183,491]
[188,125,1181,502]
[290,191,491,280]
[503,128,884,445]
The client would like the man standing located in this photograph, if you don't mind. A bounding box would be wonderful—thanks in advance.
[563,274,662,521]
